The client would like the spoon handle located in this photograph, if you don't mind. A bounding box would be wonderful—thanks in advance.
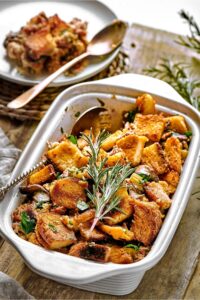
[0,159,47,200]
[7,52,89,109]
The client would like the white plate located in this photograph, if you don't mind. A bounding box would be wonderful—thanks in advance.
[0,0,118,86]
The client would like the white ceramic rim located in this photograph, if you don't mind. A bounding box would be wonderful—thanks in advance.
[0,74,199,284]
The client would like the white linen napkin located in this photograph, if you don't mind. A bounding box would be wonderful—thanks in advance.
[0,128,34,299]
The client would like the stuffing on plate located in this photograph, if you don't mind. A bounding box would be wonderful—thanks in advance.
[4,12,88,75]
[12,93,191,264]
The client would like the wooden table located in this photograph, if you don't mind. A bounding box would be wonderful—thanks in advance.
[0,24,200,299]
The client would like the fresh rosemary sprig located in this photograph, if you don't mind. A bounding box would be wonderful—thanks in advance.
[176,10,200,53]
[81,130,135,233]
[144,58,200,110]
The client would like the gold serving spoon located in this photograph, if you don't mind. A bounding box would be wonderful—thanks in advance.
[7,20,127,109]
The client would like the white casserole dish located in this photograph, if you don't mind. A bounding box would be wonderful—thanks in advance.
[0,74,200,296]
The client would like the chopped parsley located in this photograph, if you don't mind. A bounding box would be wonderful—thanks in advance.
[48,224,58,233]
[137,173,151,183]
[56,172,62,179]
[184,131,192,137]
[68,135,77,144]
[20,212,36,234]
[124,244,140,251]
[77,200,89,211]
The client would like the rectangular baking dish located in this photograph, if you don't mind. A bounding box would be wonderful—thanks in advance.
[0,74,199,296]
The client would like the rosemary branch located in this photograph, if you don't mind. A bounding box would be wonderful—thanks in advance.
[81,130,135,233]
[144,58,200,110]
[176,10,200,53]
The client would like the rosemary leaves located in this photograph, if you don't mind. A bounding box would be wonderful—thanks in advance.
[144,58,200,110]
[81,130,135,233]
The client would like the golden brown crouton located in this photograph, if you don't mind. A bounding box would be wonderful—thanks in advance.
[50,177,86,209]
[69,242,110,263]
[101,130,123,151]
[109,246,133,264]
[99,224,135,241]
[116,134,148,166]
[62,209,95,231]
[164,137,182,173]
[36,213,76,249]
[136,94,156,115]
[162,170,180,188]
[79,222,107,241]
[46,140,88,171]
[27,164,56,185]
[133,114,165,142]
[141,143,169,175]
[124,245,150,262]
[130,199,162,246]
[144,181,171,209]
[164,116,188,133]
[105,187,134,225]
[106,152,126,166]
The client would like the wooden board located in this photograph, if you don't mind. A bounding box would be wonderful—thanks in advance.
[0,23,200,299]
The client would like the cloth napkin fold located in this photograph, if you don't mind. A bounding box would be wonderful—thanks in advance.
[0,128,34,299]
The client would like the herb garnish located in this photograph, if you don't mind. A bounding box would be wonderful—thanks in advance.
[68,134,78,144]
[125,109,138,122]
[137,173,151,183]
[81,130,135,233]
[56,172,62,179]
[184,131,192,137]
[124,243,140,251]
[77,200,89,211]
[20,212,36,234]
[48,224,58,233]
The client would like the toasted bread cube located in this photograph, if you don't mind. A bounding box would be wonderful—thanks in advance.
[106,152,126,166]
[109,246,133,264]
[164,137,182,173]
[27,164,56,185]
[79,222,107,241]
[162,170,180,187]
[101,130,123,151]
[144,181,171,209]
[141,143,169,175]
[47,140,88,171]
[50,177,86,209]
[99,224,135,241]
[62,209,95,231]
[164,116,188,133]
[136,94,156,115]
[36,213,76,249]
[133,114,165,142]
[69,242,110,263]
[106,188,134,225]
[116,134,148,166]
[130,199,162,245]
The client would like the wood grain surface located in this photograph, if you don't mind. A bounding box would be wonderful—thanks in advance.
[0,24,199,299]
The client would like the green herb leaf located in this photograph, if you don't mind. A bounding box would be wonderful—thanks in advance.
[75,111,81,117]
[68,135,77,144]
[77,200,89,211]
[184,131,192,137]
[56,172,62,179]
[48,223,58,233]
[138,173,151,183]
[124,244,140,251]
[20,212,36,234]
[126,110,138,122]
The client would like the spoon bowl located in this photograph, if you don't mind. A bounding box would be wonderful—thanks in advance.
[88,20,127,56]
